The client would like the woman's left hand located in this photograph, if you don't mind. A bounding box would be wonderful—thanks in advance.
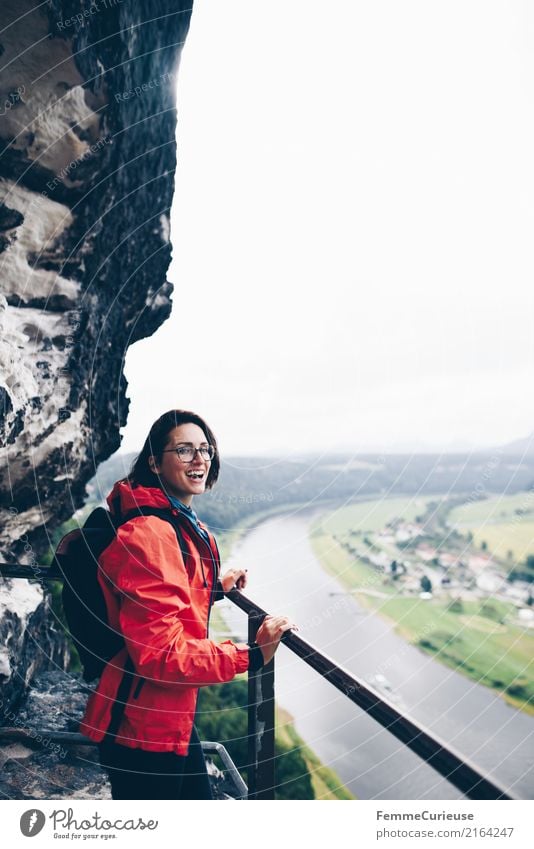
[220,568,248,593]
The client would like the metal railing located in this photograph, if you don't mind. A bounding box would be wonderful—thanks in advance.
[0,562,516,800]
[228,588,514,800]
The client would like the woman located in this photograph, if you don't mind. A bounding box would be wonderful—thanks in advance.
[79,409,295,799]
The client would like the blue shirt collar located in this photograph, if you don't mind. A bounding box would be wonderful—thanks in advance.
[168,495,198,518]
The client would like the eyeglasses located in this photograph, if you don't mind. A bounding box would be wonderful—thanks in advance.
[161,445,215,462]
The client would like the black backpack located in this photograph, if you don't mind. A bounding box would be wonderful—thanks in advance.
[54,504,191,744]
[54,505,189,683]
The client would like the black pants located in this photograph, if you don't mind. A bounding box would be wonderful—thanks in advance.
[98,725,213,800]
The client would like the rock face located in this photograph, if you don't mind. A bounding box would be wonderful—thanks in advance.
[0,670,108,800]
[0,579,70,714]
[0,0,194,790]
[0,0,193,560]
[0,670,240,800]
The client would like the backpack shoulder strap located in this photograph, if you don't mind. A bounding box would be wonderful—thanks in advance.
[115,507,191,570]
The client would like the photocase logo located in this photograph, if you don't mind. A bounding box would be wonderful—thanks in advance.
[20,809,46,837]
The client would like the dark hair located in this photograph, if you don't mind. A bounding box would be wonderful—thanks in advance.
[128,409,220,489]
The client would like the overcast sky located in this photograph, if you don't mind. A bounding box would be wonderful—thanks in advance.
[121,0,534,457]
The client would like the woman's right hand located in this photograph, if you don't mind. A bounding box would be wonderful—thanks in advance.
[255,615,298,666]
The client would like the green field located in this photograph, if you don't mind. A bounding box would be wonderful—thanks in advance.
[318,496,432,536]
[468,522,534,563]
[448,493,534,562]
[311,498,534,715]
[449,492,534,524]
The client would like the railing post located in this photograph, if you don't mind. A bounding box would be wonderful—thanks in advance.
[247,611,275,800]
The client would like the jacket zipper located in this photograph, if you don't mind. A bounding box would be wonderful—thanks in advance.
[205,539,219,634]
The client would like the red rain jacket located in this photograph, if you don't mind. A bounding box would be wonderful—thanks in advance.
[79,480,250,755]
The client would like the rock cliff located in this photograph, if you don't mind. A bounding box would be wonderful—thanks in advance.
[0,0,194,775]
[0,0,193,560]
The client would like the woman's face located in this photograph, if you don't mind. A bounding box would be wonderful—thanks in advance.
[150,423,212,505]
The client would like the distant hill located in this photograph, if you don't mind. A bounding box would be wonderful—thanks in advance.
[85,448,534,532]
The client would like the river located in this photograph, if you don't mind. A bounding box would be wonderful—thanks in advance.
[217,512,534,800]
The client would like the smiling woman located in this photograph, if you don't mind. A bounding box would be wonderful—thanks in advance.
[79,409,297,799]
[148,423,216,502]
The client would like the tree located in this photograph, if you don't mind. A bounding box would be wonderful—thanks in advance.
[196,681,314,799]
[509,554,534,584]
[420,575,432,593]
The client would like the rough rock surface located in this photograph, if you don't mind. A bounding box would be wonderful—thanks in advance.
[0,578,70,714]
[0,0,193,560]
[0,670,107,799]
[0,0,194,796]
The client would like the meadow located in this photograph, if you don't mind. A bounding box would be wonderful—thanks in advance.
[448,493,534,563]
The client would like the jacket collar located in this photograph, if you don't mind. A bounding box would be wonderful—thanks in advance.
[107,480,171,515]
[107,479,211,534]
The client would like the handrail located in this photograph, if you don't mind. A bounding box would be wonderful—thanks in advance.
[225,588,514,801]
[0,562,516,799]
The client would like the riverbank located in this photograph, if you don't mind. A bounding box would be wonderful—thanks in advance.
[209,602,353,800]
[215,497,341,560]
[212,524,354,800]
[276,706,354,800]
[217,509,534,798]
